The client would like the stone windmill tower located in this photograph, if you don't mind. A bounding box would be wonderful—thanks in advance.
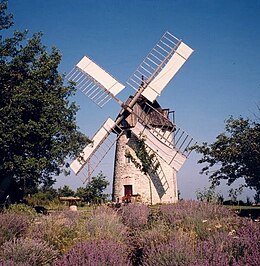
[113,96,178,204]
[67,32,195,204]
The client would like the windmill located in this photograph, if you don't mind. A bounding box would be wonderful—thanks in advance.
[66,31,195,204]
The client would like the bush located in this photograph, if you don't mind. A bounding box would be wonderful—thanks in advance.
[160,200,233,224]
[196,231,239,265]
[160,200,239,239]
[131,219,172,265]
[0,238,58,266]
[142,220,260,266]
[137,219,171,250]
[25,193,59,208]
[120,203,150,229]
[28,210,80,253]
[5,204,37,217]
[55,238,131,266]
[1,201,257,265]
[0,213,30,245]
[85,206,127,242]
[234,221,260,265]
[0,260,29,266]
[142,232,195,266]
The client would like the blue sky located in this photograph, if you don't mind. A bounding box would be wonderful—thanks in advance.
[8,0,260,199]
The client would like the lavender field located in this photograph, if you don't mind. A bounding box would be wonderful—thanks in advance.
[0,201,259,266]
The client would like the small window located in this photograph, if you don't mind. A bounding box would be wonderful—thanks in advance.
[126,156,131,163]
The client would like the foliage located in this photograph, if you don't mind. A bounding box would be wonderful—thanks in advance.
[57,185,74,197]
[142,233,195,266]
[192,115,260,198]
[228,186,243,203]
[76,172,109,203]
[0,201,259,265]
[0,260,29,266]
[84,206,127,242]
[27,210,80,252]
[125,135,159,175]
[234,220,260,265]
[0,1,13,30]
[24,188,58,207]
[254,192,260,204]
[120,203,150,229]
[0,0,89,202]
[196,187,223,203]
[159,200,238,240]
[4,203,37,216]
[0,212,30,245]
[0,238,58,266]
[55,238,131,266]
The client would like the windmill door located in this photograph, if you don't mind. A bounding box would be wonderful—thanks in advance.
[124,185,132,203]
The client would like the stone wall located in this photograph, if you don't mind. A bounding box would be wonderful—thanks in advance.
[112,132,178,204]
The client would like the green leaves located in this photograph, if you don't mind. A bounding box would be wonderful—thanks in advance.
[125,134,159,175]
[0,1,13,30]
[0,2,90,201]
[76,172,109,203]
[193,114,260,197]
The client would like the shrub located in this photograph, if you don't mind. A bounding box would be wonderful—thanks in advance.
[192,220,260,266]
[0,213,30,245]
[142,232,195,266]
[196,231,237,265]
[234,220,260,265]
[0,238,58,266]
[120,203,150,229]
[25,190,58,207]
[55,238,131,266]
[131,219,172,265]
[85,206,127,242]
[4,204,37,216]
[160,200,239,239]
[28,210,80,253]
[160,200,232,224]
[0,260,29,266]
[137,219,172,251]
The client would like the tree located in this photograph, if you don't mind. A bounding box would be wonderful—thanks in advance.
[0,1,89,202]
[75,172,109,203]
[58,185,75,197]
[193,115,260,200]
[196,187,223,203]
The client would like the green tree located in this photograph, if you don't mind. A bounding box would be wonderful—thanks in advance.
[0,1,89,202]
[75,172,109,204]
[58,185,75,197]
[196,187,223,203]
[193,115,260,200]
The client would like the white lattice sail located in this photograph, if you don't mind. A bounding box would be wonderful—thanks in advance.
[127,32,193,103]
[67,56,125,107]
[70,118,116,174]
[131,121,193,172]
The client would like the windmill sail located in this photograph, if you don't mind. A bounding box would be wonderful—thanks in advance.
[70,118,116,174]
[131,121,194,172]
[66,56,125,107]
[67,31,195,203]
[142,42,193,102]
[127,31,193,103]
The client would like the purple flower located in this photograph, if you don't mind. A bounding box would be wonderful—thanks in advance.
[120,203,150,229]
[55,238,131,266]
[0,238,58,266]
[0,213,30,245]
